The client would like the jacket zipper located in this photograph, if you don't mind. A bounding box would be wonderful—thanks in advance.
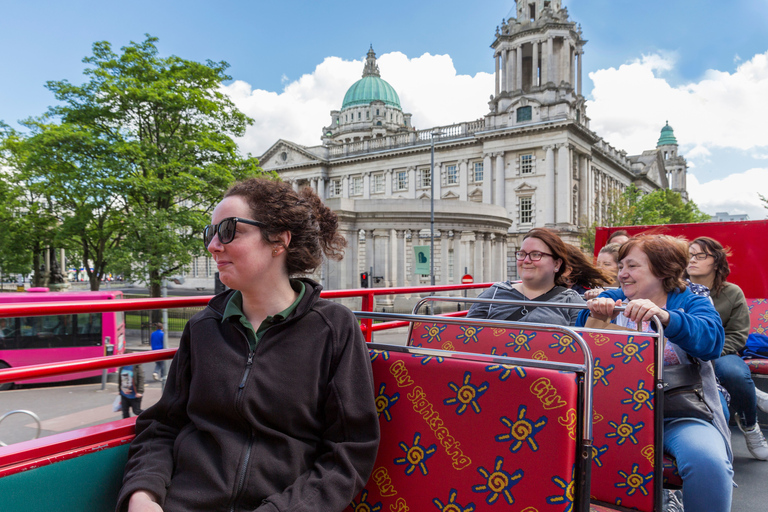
[230,431,254,512]
[230,327,255,512]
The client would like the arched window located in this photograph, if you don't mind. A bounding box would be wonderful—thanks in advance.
[517,106,532,122]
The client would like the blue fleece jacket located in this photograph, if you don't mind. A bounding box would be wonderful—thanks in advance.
[575,287,724,360]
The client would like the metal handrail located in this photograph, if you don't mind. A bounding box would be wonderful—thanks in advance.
[0,410,41,447]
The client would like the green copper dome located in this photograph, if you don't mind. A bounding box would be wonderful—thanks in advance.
[340,46,402,111]
[657,121,678,146]
[341,76,401,110]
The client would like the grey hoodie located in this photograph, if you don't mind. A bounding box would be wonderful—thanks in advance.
[466,281,585,326]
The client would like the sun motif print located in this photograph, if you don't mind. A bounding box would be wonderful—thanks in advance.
[375,382,400,422]
[456,325,483,344]
[593,357,615,387]
[432,488,476,512]
[546,466,576,512]
[615,463,653,497]
[472,456,523,505]
[393,432,437,476]
[349,490,382,512]
[420,323,447,344]
[606,413,644,445]
[505,330,535,352]
[443,371,489,415]
[612,336,650,364]
[548,333,578,354]
[621,380,654,411]
[495,405,548,453]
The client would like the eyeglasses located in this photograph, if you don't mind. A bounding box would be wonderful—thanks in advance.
[689,252,710,261]
[203,217,266,248]
[515,250,554,261]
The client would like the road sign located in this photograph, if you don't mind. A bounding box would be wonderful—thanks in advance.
[461,274,473,284]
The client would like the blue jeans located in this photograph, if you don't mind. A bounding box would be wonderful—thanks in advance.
[153,360,166,379]
[714,354,758,426]
[664,418,733,512]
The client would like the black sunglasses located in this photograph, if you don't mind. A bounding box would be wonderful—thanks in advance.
[203,217,267,248]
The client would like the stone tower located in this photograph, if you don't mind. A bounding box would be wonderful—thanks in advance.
[487,0,588,130]
[657,121,688,199]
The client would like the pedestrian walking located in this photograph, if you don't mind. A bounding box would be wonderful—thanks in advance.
[150,322,165,381]
[119,364,144,419]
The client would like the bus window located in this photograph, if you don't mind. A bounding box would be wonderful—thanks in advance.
[76,313,102,346]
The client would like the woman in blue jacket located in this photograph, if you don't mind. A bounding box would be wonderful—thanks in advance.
[577,234,732,512]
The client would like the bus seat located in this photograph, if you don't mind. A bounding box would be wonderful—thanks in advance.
[407,321,662,511]
[745,299,768,376]
[355,343,587,512]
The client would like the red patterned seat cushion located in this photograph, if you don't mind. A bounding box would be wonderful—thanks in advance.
[745,299,768,375]
[408,322,660,511]
[352,346,581,512]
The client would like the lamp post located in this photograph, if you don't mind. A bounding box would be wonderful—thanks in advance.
[430,129,443,286]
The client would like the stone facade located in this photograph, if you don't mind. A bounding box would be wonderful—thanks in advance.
[183,1,689,292]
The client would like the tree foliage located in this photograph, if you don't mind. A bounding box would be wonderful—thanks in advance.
[1,36,270,294]
[579,185,711,252]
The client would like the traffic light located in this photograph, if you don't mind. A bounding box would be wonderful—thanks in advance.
[360,272,369,288]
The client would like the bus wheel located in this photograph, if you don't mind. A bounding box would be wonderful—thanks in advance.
[0,362,12,391]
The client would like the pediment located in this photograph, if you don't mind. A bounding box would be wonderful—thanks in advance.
[515,181,537,192]
[442,190,459,200]
[260,139,325,169]
[417,192,430,200]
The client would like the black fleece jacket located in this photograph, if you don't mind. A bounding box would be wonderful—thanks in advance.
[117,279,379,512]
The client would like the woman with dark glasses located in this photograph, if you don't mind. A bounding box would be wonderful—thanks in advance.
[467,227,585,326]
[118,178,380,512]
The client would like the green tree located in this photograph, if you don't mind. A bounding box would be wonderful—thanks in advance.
[7,35,269,295]
[624,188,710,225]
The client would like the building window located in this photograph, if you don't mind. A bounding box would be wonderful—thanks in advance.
[330,179,342,197]
[418,168,431,189]
[517,106,532,122]
[520,154,533,174]
[395,171,408,191]
[472,162,484,183]
[206,256,213,277]
[445,164,458,185]
[366,111,370,120]
[350,175,363,196]
[519,196,533,224]
[372,173,384,194]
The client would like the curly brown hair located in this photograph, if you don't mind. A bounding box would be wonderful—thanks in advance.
[619,234,689,293]
[562,244,614,289]
[224,178,346,276]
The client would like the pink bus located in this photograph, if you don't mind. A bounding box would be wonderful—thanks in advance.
[0,289,126,389]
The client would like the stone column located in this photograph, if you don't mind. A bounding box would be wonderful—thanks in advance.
[441,235,450,285]
[344,229,359,290]
[342,175,350,199]
[576,50,583,96]
[495,52,500,96]
[545,145,555,225]
[516,45,523,91]
[472,232,482,279]
[483,233,492,283]
[455,232,467,282]
[318,176,326,200]
[376,229,391,288]
[384,169,392,196]
[482,154,492,204]
[556,144,571,224]
[409,232,420,286]
[562,39,571,86]
[570,45,576,88]
[365,230,374,277]
[433,162,442,200]
[396,230,406,287]
[508,48,515,92]
[578,154,589,226]
[363,172,370,199]
[459,160,468,201]
[547,37,554,84]
[495,152,505,206]
[407,166,416,198]
[532,40,539,88]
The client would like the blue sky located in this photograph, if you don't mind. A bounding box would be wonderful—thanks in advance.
[2,0,766,217]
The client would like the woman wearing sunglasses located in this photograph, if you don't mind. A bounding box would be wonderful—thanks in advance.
[467,227,585,326]
[118,178,380,512]
[686,236,768,460]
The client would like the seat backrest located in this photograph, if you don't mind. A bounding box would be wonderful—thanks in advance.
[354,343,587,512]
[408,321,661,511]
[747,298,768,335]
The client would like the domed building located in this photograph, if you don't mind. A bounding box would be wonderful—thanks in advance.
[256,0,689,297]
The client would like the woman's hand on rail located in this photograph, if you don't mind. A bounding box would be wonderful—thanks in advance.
[584,288,604,300]
[622,299,670,327]
[586,297,622,322]
[128,491,163,512]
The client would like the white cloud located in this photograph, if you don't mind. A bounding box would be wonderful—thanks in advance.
[222,52,493,157]
[587,50,768,155]
[688,168,768,220]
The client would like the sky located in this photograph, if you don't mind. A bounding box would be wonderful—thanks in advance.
[1,0,766,220]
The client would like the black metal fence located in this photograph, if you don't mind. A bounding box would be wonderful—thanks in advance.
[131,306,206,344]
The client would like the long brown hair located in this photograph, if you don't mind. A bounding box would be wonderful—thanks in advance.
[688,236,731,297]
[522,228,570,286]
[563,244,614,289]
[619,235,688,293]
[225,178,346,276]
